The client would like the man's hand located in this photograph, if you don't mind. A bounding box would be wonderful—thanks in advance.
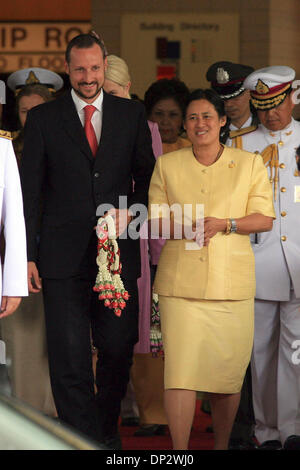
[0,296,22,319]
[28,261,42,293]
[106,208,133,239]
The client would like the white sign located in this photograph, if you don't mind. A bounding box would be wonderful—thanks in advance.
[121,13,239,98]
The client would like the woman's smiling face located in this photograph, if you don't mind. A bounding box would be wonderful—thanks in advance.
[184,99,226,147]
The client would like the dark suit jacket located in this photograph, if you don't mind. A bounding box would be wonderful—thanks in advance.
[20,90,155,280]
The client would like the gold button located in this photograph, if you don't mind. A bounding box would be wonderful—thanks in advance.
[280,187,286,192]
[279,163,285,169]
[281,211,287,217]
[278,140,284,146]
[202,169,208,174]
[281,236,287,241]
[201,189,208,194]
[200,256,206,262]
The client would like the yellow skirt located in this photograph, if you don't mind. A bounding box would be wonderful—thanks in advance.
[159,296,254,394]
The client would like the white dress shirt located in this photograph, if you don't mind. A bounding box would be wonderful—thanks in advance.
[71,88,103,144]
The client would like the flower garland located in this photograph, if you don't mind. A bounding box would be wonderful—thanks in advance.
[93,215,129,317]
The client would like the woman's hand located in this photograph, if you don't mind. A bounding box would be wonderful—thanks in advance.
[203,217,226,246]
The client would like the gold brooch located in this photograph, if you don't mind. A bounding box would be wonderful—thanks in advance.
[229,161,235,168]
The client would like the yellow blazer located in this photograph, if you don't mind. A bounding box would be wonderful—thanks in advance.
[148,146,275,300]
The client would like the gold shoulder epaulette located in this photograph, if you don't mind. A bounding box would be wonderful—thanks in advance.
[0,129,12,140]
[229,125,258,139]
[261,143,279,201]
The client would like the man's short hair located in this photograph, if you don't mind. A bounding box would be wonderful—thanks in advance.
[65,33,107,63]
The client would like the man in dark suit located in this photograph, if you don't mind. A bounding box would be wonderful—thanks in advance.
[20,34,155,448]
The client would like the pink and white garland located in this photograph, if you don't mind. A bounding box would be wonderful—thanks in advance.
[93,215,129,317]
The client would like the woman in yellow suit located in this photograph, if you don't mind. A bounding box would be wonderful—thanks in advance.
[148,89,275,450]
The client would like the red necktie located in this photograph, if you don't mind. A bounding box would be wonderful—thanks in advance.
[84,105,98,157]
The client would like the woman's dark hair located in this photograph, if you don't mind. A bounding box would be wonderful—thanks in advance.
[184,88,226,119]
[144,78,190,118]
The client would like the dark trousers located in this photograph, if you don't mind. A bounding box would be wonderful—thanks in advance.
[42,273,138,443]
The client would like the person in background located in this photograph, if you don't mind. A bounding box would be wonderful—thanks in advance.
[103,53,140,428]
[103,55,167,435]
[144,78,191,153]
[148,88,275,450]
[10,70,62,163]
[103,55,131,99]
[242,66,300,451]
[206,61,258,149]
[1,68,63,415]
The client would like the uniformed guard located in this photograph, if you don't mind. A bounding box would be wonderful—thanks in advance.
[7,68,63,163]
[7,67,63,95]
[243,65,300,450]
[206,61,258,148]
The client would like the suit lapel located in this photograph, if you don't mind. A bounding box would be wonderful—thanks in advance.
[60,91,95,162]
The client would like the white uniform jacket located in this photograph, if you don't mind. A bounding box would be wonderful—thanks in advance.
[0,136,28,299]
[242,119,300,301]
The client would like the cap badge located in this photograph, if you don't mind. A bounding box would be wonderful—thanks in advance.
[255,79,270,95]
[216,67,229,84]
[25,71,40,86]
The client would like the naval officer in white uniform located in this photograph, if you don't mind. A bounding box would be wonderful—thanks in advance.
[243,66,300,450]
[0,131,27,316]
[0,130,28,393]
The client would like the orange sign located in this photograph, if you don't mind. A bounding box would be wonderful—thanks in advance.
[0,22,91,73]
